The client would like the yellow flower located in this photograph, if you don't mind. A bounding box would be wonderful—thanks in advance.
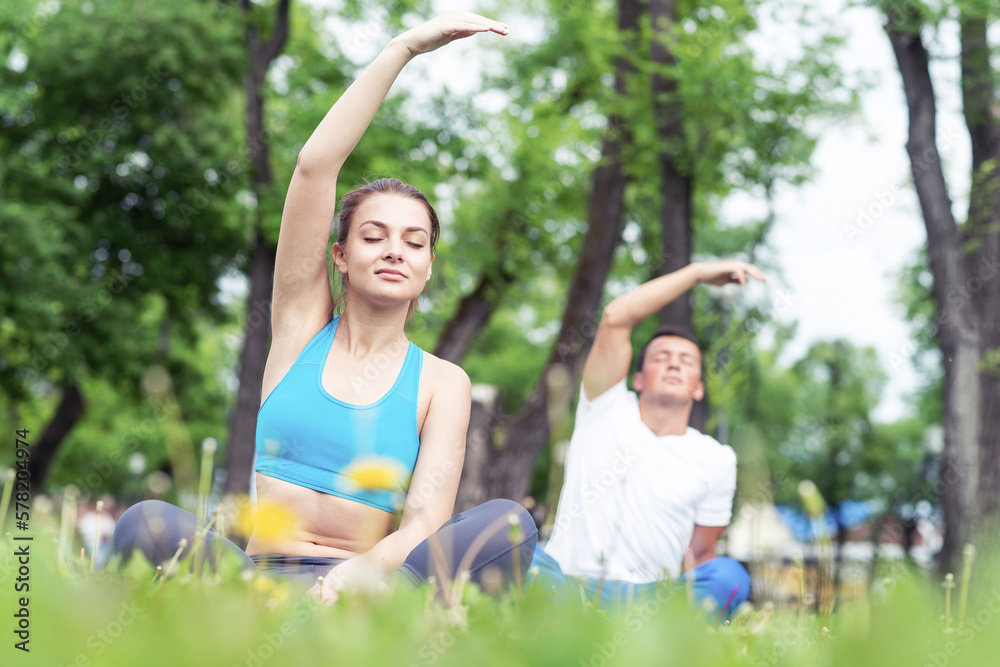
[254,576,275,592]
[343,456,407,492]
[233,498,300,542]
[797,480,827,519]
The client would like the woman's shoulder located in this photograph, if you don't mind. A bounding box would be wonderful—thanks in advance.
[418,350,471,396]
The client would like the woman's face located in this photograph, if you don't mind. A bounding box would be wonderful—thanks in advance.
[333,194,434,309]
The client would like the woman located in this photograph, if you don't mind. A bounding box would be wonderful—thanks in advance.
[113,13,537,603]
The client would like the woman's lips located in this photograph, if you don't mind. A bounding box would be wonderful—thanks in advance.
[376,269,406,281]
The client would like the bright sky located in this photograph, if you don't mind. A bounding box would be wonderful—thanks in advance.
[319,1,974,423]
[748,2,970,422]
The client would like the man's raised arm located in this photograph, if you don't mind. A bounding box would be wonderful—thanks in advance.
[582,260,765,401]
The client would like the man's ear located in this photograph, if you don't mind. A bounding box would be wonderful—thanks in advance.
[632,370,645,392]
[693,379,705,402]
[332,242,348,275]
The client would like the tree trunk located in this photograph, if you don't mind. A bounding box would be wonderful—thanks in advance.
[28,383,86,491]
[959,11,1000,521]
[885,7,981,573]
[833,515,846,613]
[455,0,640,504]
[867,512,887,592]
[223,235,276,495]
[482,121,630,501]
[649,0,693,331]
[434,269,514,364]
[454,385,502,512]
[649,0,704,432]
[223,0,290,496]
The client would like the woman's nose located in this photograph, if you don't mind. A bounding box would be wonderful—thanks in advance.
[383,238,403,261]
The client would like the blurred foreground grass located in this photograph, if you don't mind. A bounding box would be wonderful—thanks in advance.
[3,512,1000,667]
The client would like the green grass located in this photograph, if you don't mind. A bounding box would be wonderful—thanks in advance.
[4,513,1000,667]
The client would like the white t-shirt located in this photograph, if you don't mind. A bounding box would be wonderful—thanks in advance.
[544,380,737,583]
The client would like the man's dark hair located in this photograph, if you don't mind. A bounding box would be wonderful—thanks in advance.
[635,326,702,373]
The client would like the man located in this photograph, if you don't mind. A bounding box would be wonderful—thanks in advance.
[531,260,765,615]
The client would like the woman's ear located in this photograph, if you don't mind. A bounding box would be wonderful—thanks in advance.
[426,254,434,280]
[332,242,348,275]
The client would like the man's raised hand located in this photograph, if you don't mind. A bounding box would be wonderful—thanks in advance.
[396,12,508,58]
[694,260,767,287]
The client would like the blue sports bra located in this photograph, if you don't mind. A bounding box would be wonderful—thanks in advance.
[255,316,423,513]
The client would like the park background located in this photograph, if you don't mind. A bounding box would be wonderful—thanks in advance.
[2,0,1000,665]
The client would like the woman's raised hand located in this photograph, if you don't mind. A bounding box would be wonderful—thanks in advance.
[396,12,508,58]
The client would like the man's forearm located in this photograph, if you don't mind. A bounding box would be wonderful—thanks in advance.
[602,264,702,330]
[683,545,716,573]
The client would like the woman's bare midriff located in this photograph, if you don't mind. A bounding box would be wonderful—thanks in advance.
[244,473,395,559]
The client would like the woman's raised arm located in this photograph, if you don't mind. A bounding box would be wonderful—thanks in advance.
[271,13,508,337]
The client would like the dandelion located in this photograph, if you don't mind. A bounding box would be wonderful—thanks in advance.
[90,500,105,573]
[797,480,826,519]
[58,486,79,570]
[819,626,832,657]
[163,538,189,579]
[343,456,407,492]
[944,573,955,633]
[233,498,300,543]
[798,480,832,618]
[197,438,218,522]
[508,512,524,595]
[958,544,975,631]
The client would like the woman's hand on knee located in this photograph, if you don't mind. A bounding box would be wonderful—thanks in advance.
[305,561,390,606]
[306,571,346,606]
[395,12,508,59]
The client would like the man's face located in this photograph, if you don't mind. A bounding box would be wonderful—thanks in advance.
[633,335,704,404]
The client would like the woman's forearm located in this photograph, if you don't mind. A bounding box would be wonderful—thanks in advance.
[296,37,413,177]
[325,523,431,586]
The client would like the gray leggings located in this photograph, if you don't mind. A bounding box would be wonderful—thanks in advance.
[112,498,537,590]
